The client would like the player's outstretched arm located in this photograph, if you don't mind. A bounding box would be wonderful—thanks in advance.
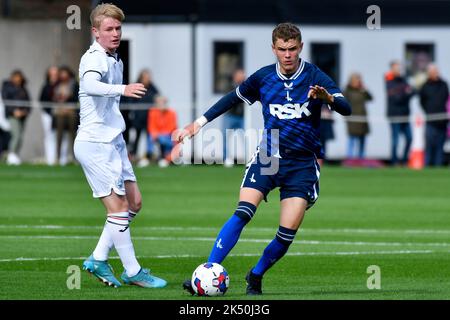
[175,118,205,143]
[308,85,352,116]
[83,71,146,98]
[123,83,147,98]
[176,90,243,143]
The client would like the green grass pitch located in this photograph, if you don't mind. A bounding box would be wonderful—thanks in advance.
[0,164,449,300]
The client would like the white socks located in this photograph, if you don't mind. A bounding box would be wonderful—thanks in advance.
[105,211,141,277]
[91,211,141,277]
[92,224,113,261]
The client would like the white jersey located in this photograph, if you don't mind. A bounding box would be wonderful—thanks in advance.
[77,41,126,143]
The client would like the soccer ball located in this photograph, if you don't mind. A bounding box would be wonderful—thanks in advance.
[191,262,230,296]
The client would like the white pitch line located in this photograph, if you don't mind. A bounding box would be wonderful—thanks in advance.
[0,249,437,263]
[1,235,450,248]
[1,224,450,235]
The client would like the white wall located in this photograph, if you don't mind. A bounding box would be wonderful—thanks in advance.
[2,21,448,162]
[122,23,193,132]
[0,20,89,162]
[301,25,450,159]
[126,23,450,161]
[195,24,274,161]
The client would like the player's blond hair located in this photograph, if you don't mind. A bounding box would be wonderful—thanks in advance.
[90,3,125,29]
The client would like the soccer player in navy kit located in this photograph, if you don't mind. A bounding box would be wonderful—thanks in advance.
[177,23,351,295]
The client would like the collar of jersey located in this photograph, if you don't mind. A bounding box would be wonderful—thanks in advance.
[276,59,305,81]
[89,41,119,60]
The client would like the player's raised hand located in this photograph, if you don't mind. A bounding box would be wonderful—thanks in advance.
[308,85,334,103]
[123,83,147,98]
[175,121,202,144]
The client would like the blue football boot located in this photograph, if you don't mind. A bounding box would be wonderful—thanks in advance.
[121,268,167,288]
[82,255,121,288]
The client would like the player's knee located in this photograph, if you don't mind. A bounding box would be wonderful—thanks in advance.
[275,225,298,247]
[129,197,142,213]
[233,201,257,223]
[109,202,129,214]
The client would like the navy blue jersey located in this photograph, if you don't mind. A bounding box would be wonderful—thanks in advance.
[236,59,345,158]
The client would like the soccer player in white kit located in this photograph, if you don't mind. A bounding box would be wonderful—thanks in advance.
[74,3,167,288]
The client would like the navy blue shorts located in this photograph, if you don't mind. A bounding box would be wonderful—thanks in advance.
[241,148,320,209]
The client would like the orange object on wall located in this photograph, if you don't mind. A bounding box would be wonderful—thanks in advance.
[147,108,178,137]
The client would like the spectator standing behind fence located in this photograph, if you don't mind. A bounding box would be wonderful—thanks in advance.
[1,70,31,165]
[319,104,334,164]
[0,95,10,160]
[385,61,415,166]
[54,66,79,165]
[344,73,372,160]
[223,69,246,168]
[145,95,177,168]
[419,64,449,166]
[447,96,450,142]
[128,69,159,162]
[39,66,59,165]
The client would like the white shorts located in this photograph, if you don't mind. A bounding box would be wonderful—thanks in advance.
[74,135,137,198]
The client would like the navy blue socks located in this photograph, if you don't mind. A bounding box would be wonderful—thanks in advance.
[208,201,257,263]
[252,226,297,276]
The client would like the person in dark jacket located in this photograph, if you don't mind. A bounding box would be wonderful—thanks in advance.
[319,104,334,164]
[223,69,246,167]
[53,66,79,165]
[344,73,372,159]
[128,69,159,162]
[385,61,415,166]
[1,70,31,165]
[419,64,449,166]
[0,97,10,159]
[39,66,59,165]
[40,66,59,116]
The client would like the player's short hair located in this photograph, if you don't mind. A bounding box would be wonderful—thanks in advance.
[90,3,125,29]
[272,23,302,44]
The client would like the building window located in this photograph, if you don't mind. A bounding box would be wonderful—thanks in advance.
[213,41,244,94]
[405,43,434,88]
[310,43,340,86]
